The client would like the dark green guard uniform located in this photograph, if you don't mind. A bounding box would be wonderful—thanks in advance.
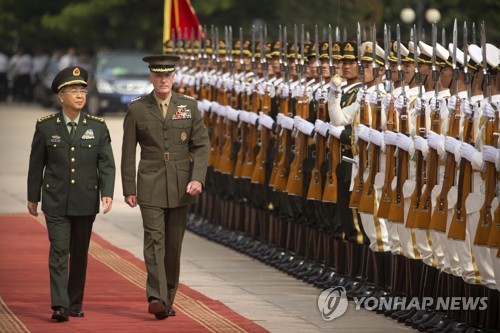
[27,66,115,321]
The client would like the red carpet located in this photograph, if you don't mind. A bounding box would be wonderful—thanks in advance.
[0,214,267,333]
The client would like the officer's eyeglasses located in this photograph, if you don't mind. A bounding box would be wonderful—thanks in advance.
[64,89,88,96]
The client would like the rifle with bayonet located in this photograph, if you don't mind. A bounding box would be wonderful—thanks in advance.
[429,19,461,232]
[406,25,427,228]
[286,26,308,196]
[208,27,221,167]
[350,22,368,208]
[415,23,441,229]
[475,22,496,245]
[252,25,272,185]
[359,23,382,214]
[388,24,410,223]
[307,25,327,201]
[378,24,396,218]
[448,21,475,240]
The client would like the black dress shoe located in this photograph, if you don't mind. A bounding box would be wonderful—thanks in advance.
[69,309,85,317]
[166,307,176,316]
[51,306,69,322]
[148,298,166,317]
[155,306,176,320]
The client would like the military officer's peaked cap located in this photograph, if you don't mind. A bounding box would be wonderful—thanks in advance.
[143,54,180,73]
[51,66,88,94]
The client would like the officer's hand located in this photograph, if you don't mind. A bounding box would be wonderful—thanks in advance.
[101,197,113,214]
[187,180,203,196]
[125,195,137,208]
[27,201,38,217]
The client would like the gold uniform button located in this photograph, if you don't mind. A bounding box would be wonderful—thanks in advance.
[71,180,75,184]
[46,184,49,188]
[71,168,75,173]
[53,144,57,148]
[71,147,75,151]
[71,158,75,162]
[94,185,98,189]
[88,144,92,148]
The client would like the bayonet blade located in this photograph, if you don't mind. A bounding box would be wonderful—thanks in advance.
[335,26,340,42]
[481,21,487,74]
[452,19,457,69]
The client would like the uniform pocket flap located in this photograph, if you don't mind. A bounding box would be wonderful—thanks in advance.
[87,181,99,190]
[175,158,191,172]
[80,139,98,148]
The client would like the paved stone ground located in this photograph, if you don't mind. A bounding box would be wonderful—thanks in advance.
[0,103,413,332]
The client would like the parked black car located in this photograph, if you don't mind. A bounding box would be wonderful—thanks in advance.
[86,51,152,115]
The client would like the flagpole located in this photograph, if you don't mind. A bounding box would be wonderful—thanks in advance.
[163,0,173,51]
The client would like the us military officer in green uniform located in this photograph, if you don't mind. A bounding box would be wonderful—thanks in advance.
[121,54,209,320]
[27,66,116,322]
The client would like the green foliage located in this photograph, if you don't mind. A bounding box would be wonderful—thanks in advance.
[0,0,497,56]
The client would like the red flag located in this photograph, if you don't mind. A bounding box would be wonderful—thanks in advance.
[163,0,202,43]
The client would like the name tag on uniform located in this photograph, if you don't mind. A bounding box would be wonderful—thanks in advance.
[82,129,95,139]
[172,105,192,120]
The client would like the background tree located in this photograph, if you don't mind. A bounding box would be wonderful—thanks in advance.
[0,0,498,55]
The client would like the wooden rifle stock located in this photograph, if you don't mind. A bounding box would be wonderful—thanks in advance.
[475,117,495,245]
[388,104,409,223]
[251,92,272,184]
[322,135,339,203]
[350,99,368,208]
[218,88,240,174]
[359,99,382,214]
[273,94,293,191]
[307,96,327,200]
[448,114,474,240]
[241,90,260,179]
[377,99,397,218]
[488,202,500,250]
[233,89,252,177]
[269,96,288,188]
[286,95,309,196]
[414,109,441,229]
[213,87,230,172]
[406,107,427,228]
[208,110,219,167]
[429,100,461,232]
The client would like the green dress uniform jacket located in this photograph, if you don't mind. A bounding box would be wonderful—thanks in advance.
[27,112,116,215]
[121,92,209,207]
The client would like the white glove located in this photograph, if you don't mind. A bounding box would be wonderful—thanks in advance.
[281,84,290,97]
[246,112,259,126]
[482,146,500,169]
[355,124,370,142]
[415,97,428,112]
[355,88,366,104]
[369,128,385,150]
[447,95,458,113]
[238,110,248,124]
[277,113,294,130]
[329,124,344,139]
[294,116,315,135]
[368,91,379,105]
[483,102,498,118]
[217,105,227,118]
[226,107,240,122]
[413,135,429,157]
[314,119,329,137]
[259,112,274,130]
[461,101,473,116]
[292,85,303,99]
[395,95,407,113]
[258,84,265,96]
[384,131,398,146]
[444,136,460,154]
[427,131,444,150]
[329,81,342,96]
[429,96,444,112]
[265,82,276,98]
[460,142,477,162]
[382,94,392,110]
[396,132,412,152]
